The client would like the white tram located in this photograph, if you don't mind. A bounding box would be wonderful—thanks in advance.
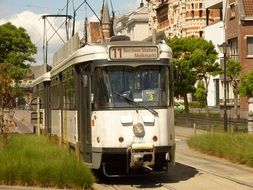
[32,34,175,176]
[31,72,51,134]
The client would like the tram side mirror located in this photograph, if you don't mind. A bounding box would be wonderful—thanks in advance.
[82,75,88,87]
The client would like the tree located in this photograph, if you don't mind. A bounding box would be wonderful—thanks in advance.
[239,71,253,98]
[0,22,37,81]
[0,22,36,100]
[0,22,37,135]
[188,39,220,115]
[173,59,196,113]
[168,37,220,114]
[168,37,197,113]
[194,80,206,108]
[226,59,242,118]
[0,65,13,136]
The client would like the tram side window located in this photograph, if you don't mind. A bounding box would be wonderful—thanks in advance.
[32,86,38,97]
[62,70,76,110]
[50,77,60,109]
[38,83,44,109]
[159,66,169,106]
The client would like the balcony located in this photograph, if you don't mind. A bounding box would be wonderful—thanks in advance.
[157,20,170,30]
[219,98,237,106]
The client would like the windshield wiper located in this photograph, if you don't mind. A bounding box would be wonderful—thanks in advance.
[114,92,159,117]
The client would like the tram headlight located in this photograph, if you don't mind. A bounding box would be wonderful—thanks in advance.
[133,123,145,138]
[153,136,158,142]
[119,137,124,143]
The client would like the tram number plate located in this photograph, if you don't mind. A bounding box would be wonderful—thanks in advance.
[109,46,158,60]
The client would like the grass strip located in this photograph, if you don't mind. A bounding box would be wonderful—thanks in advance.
[0,134,95,189]
[187,133,253,167]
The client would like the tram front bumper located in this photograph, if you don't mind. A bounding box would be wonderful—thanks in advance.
[130,143,155,171]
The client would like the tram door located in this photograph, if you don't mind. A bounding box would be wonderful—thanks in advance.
[80,68,92,163]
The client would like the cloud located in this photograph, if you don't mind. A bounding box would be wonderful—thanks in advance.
[0,11,84,66]
[115,0,140,15]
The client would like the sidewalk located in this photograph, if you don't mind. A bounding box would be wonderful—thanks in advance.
[7,110,33,133]
[175,125,208,139]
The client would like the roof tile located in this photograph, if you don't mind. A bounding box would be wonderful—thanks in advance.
[242,0,253,16]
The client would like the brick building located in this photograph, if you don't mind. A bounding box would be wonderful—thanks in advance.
[225,0,253,117]
[147,0,219,38]
[83,0,112,43]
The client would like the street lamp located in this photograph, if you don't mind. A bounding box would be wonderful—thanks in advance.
[218,42,230,132]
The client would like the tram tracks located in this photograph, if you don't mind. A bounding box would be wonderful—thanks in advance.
[94,174,180,190]
[94,166,253,190]
[95,182,179,190]
[176,141,253,189]
[196,167,253,188]
[94,137,253,190]
[143,176,178,190]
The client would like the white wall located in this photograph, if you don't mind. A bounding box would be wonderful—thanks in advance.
[132,23,150,41]
[205,0,222,9]
[205,21,225,106]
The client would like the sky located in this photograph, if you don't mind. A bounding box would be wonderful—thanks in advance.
[0,0,141,65]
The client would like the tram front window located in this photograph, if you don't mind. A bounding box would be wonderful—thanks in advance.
[92,65,169,109]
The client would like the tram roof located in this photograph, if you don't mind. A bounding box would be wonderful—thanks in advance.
[32,72,51,86]
[51,34,172,76]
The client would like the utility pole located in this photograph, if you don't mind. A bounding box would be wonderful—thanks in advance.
[218,42,229,133]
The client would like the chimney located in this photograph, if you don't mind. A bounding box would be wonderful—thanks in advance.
[140,0,144,7]
[101,0,111,41]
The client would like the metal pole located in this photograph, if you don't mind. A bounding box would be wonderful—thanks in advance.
[224,52,227,132]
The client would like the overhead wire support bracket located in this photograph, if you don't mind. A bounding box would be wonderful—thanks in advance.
[42,14,72,66]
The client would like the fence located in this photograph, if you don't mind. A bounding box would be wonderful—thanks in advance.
[175,113,248,134]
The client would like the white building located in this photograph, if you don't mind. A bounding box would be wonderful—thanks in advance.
[205,0,233,107]
[114,4,150,41]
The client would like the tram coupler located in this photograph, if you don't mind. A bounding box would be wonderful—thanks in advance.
[129,143,155,171]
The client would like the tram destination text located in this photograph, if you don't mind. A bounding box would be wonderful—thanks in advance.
[109,46,158,60]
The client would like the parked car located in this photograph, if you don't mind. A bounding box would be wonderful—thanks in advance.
[18,103,33,111]
[174,102,185,113]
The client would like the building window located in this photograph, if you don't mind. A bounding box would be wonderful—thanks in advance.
[199,3,203,9]
[199,31,203,37]
[199,10,203,17]
[228,38,239,60]
[191,10,194,18]
[247,36,253,57]
[230,3,235,19]
[191,3,194,9]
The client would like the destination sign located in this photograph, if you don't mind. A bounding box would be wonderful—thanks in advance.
[109,46,158,60]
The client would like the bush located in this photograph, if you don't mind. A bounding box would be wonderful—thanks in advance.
[189,101,204,108]
[239,71,253,97]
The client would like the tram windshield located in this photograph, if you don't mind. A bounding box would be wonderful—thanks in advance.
[92,65,170,109]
